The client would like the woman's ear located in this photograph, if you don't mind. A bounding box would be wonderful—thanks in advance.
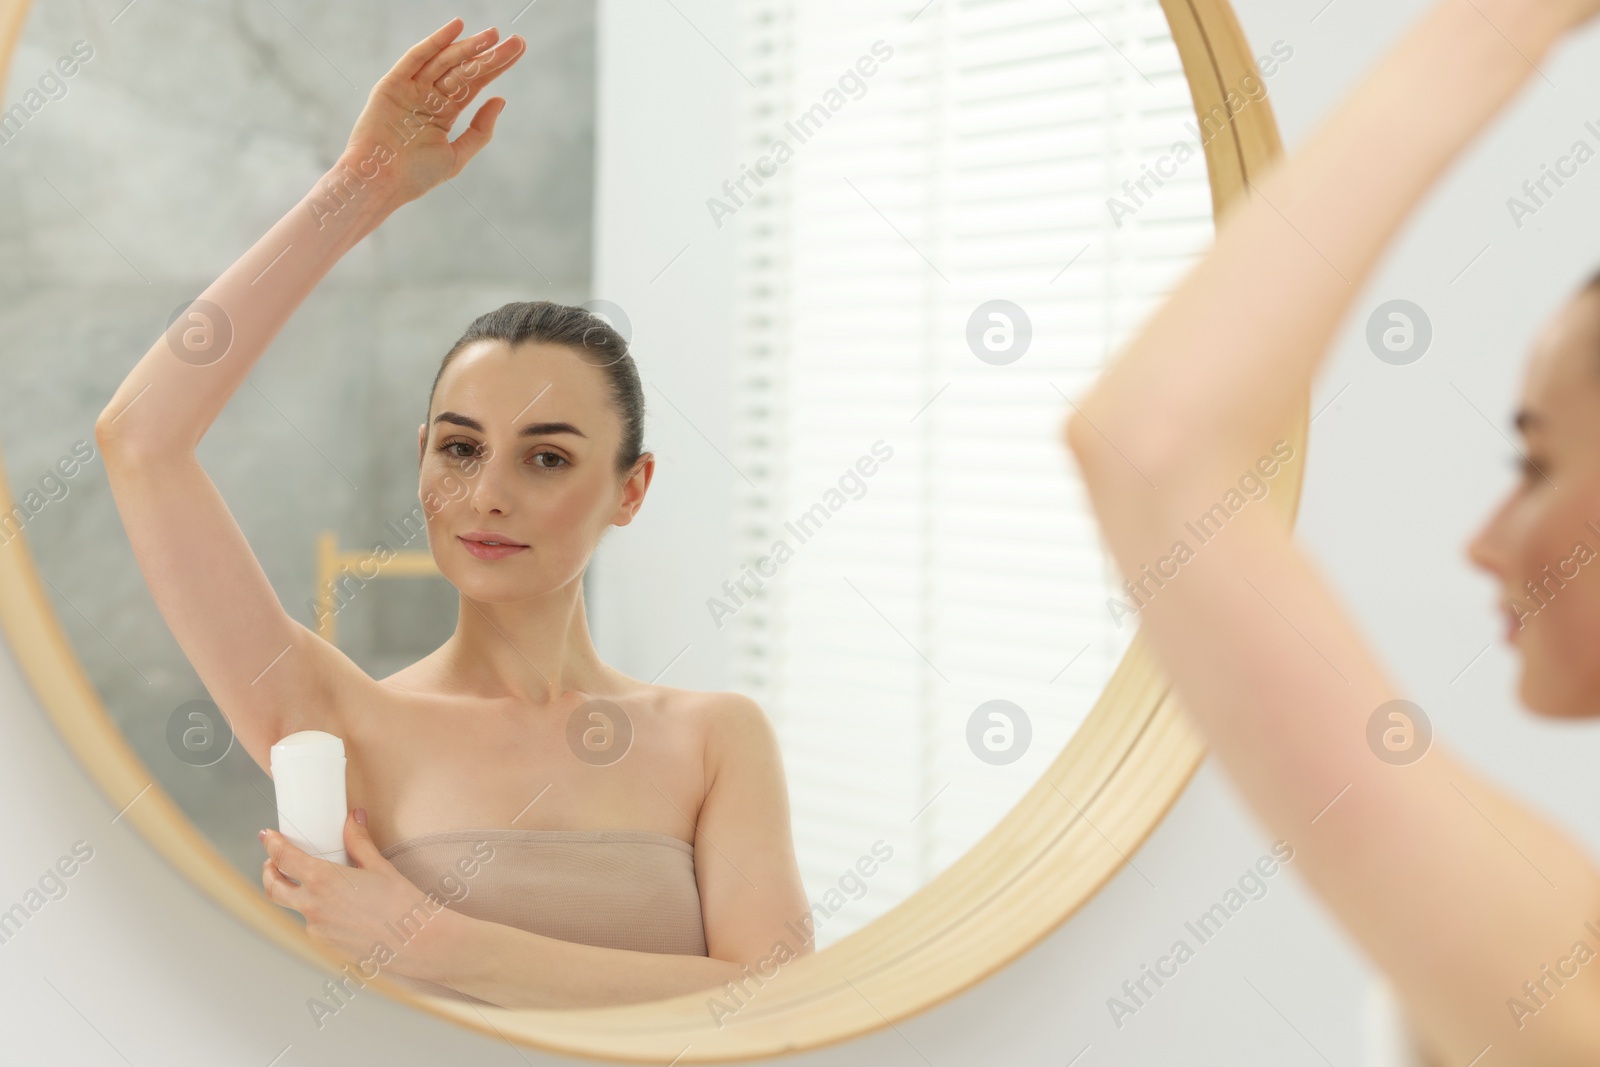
[417,423,427,465]
[614,454,659,531]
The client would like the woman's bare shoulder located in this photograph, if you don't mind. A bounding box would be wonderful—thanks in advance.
[642,684,769,726]
[644,686,779,769]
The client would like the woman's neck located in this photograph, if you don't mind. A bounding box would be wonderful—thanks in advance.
[437,581,626,706]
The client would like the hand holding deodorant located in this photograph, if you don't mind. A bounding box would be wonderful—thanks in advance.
[269,730,350,866]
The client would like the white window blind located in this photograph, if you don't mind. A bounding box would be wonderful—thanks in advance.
[726,0,1214,945]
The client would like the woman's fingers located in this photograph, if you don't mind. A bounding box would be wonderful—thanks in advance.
[260,828,319,887]
[342,808,387,869]
[262,857,308,911]
[415,25,500,89]
[432,35,525,115]
[386,16,467,83]
[446,99,507,179]
[341,20,521,205]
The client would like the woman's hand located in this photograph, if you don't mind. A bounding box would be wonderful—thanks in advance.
[260,810,446,980]
[340,17,526,210]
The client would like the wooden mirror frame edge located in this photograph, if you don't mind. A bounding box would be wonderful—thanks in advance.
[0,0,1297,1059]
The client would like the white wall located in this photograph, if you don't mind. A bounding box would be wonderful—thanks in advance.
[585,0,742,691]
[4,1,1600,1062]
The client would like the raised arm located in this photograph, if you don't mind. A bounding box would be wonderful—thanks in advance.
[94,18,524,771]
[1065,1,1600,1062]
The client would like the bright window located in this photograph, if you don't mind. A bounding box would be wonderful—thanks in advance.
[725,0,1214,943]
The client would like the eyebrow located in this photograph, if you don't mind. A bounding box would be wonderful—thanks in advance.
[1513,409,1545,434]
[432,411,587,439]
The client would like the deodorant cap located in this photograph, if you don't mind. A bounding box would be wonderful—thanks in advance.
[269,730,350,866]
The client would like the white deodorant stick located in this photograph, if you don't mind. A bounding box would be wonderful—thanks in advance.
[269,730,350,866]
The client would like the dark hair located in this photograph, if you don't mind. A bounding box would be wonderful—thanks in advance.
[427,300,646,477]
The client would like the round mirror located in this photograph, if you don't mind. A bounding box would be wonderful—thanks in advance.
[0,0,1298,1058]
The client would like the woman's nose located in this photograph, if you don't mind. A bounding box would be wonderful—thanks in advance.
[1465,505,1509,579]
[468,449,515,514]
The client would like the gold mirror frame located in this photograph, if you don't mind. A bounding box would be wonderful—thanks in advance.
[0,1,1296,1059]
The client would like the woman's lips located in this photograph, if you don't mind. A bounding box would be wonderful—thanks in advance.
[458,536,528,561]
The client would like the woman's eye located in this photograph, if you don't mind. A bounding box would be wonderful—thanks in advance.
[532,450,569,470]
[438,440,480,459]
[1511,455,1546,482]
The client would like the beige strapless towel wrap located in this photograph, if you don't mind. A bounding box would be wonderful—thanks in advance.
[372,827,707,1004]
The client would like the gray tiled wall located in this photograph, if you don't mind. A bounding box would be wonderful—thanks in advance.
[0,1,597,880]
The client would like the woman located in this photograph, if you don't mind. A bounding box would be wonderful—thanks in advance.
[1066,0,1600,1061]
[94,18,809,1010]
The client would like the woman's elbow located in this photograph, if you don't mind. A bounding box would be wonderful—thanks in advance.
[1062,408,1180,493]
[93,409,132,458]
[93,409,152,469]
[1061,409,1111,474]
[94,405,189,466]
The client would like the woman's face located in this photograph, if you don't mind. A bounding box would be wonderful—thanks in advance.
[1467,286,1600,718]
[416,338,651,602]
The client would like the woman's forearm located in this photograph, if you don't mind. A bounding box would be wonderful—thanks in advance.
[404,907,748,1010]
[1072,0,1572,484]
[98,153,399,452]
